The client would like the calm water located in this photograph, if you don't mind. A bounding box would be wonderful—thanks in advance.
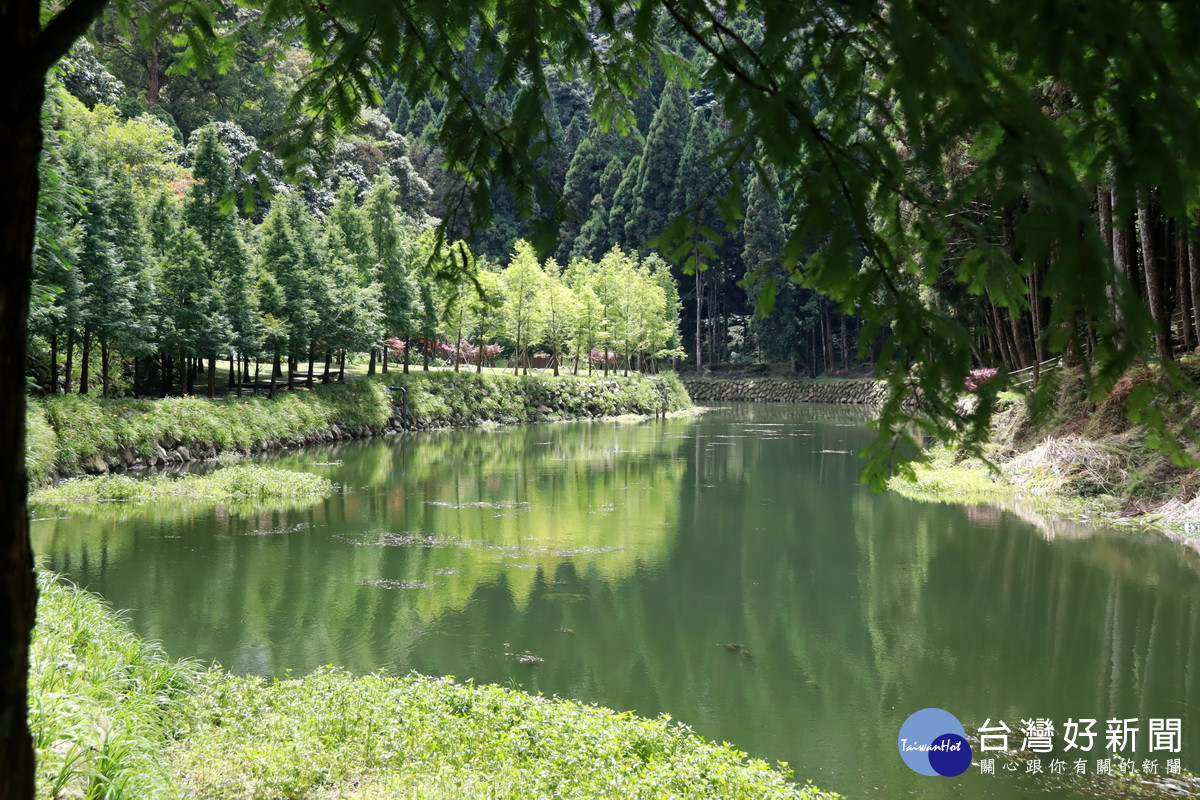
[32,403,1200,799]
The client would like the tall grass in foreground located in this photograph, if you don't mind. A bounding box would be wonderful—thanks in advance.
[30,574,195,800]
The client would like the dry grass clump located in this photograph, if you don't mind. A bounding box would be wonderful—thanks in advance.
[1002,437,1133,497]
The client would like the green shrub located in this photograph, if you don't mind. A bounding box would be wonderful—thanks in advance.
[171,668,837,800]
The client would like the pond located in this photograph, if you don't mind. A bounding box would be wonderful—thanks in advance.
[32,403,1200,799]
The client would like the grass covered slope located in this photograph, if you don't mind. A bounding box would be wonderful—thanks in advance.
[390,369,692,427]
[891,358,1200,538]
[27,379,393,483]
[26,371,693,483]
[31,575,837,800]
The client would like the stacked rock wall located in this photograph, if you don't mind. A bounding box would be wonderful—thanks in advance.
[683,378,887,405]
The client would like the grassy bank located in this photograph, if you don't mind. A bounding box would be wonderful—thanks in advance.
[26,371,693,484]
[32,574,838,800]
[890,360,1200,543]
[390,369,692,427]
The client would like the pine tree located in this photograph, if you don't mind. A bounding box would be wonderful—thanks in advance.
[67,145,132,396]
[108,175,157,392]
[537,259,578,375]
[184,127,235,253]
[625,83,691,248]
[159,227,231,395]
[366,172,419,372]
[556,125,644,261]
[606,155,642,252]
[501,240,548,374]
[743,172,805,370]
[671,109,728,369]
[256,197,313,387]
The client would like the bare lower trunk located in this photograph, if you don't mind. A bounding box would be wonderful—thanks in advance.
[368,347,376,375]
[100,337,110,397]
[79,328,91,394]
[1137,189,1172,361]
[1190,236,1200,347]
[694,268,702,371]
[1177,228,1192,351]
[207,355,216,398]
[64,328,74,393]
[1,40,52,797]
[306,346,315,389]
[49,330,58,393]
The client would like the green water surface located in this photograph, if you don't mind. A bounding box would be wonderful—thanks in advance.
[32,403,1200,799]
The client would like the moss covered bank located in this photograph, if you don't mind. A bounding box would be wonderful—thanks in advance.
[27,371,691,484]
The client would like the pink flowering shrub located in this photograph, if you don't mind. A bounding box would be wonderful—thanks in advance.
[964,367,999,392]
[588,348,617,367]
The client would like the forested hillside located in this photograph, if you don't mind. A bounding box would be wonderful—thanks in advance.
[31,17,873,398]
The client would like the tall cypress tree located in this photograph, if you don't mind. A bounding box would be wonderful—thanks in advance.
[108,175,157,393]
[606,154,643,252]
[66,145,131,396]
[557,125,644,261]
[625,83,691,248]
[743,172,805,370]
[256,197,313,386]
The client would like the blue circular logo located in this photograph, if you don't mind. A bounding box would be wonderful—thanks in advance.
[898,708,972,777]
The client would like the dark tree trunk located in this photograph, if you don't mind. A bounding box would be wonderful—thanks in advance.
[147,47,160,108]
[403,347,410,373]
[1137,189,1172,361]
[1190,236,1200,348]
[0,21,44,793]
[64,328,74,393]
[381,348,388,373]
[1177,227,1192,351]
[339,350,346,382]
[100,337,110,397]
[287,354,296,390]
[49,330,58,393]
[368,347,376,375]
[840,315,849,371]
[229,352,237,388]
[306,346,315,389]
[323,350,332,382]
[207,355,216,398]
[79,328,91,394]
[694,268,702,371]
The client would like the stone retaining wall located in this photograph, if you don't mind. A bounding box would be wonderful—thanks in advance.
[683,377,887,405]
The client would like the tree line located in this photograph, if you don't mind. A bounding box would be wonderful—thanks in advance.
[30,84,683,398]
